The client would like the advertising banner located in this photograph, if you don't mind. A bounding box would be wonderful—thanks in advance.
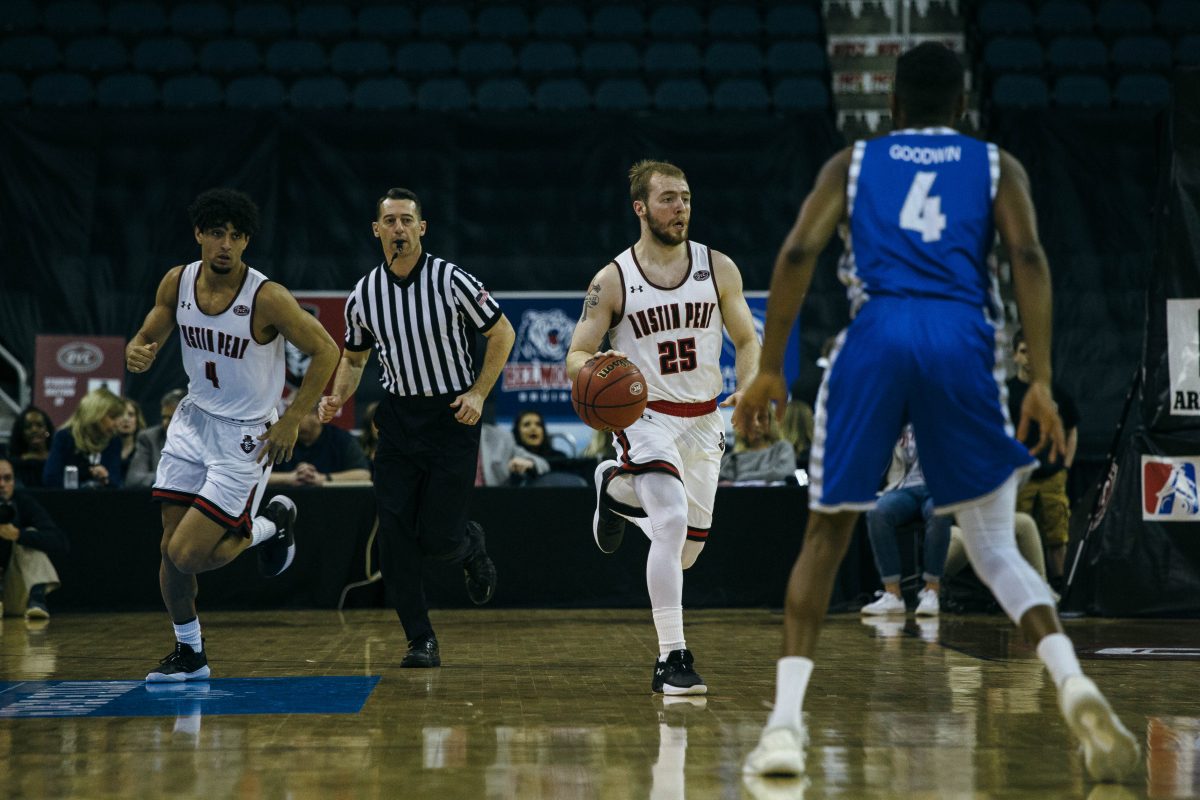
[34,335,126,426]
[1166,299,1200,416]
[1142,455,1200,521]
[293,292,353,430]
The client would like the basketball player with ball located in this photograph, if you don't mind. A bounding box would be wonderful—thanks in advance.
[566,160,760,695]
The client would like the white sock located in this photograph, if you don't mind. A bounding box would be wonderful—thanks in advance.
[766,656,813,731]
[249,516,277,546]
[652,607,685,659]
[173,617,202,652]
[1036,633,1083,689]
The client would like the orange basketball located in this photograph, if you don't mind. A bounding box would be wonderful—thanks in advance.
[572,354,648,430]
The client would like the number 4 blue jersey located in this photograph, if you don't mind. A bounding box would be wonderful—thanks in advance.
[846,127,999,308]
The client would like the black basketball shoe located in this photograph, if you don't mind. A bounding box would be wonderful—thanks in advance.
[400,635,441,668]
[462,521,497,605]
[257,496,297,578]
[146,641,210,682]
[652,649,708,696]
[592,460,626,554]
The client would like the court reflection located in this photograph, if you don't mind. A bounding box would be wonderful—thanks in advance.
[1147,716,1200,799]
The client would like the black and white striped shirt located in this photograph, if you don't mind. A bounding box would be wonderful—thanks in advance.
[344,252,502,397]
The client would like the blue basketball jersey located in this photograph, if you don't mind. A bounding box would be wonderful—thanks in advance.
[847,127,999,308]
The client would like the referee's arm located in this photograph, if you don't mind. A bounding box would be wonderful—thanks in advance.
[450,313,515,425]
[319,346,370,424]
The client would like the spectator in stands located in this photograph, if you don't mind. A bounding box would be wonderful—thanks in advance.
[7,406,54,488]
[780,399,814,467]
[116,397,146,479]
[0,458,68,619]
[43,387,125,488]
[1007,329,1079,592]
[511,410,571,467]
[860,426,952,617]
[719,411,795,485]
[477,423,550,486]
[126,388,186,488]
[945,511,1050,586]
[269,405,372,486]
[583,429,617,463]
[360,400,380,463]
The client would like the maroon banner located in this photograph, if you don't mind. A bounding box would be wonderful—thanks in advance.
[34,335,126,427]
[292,292,353,431]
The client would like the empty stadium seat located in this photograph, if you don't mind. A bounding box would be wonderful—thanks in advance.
[295,5,355,41]
[330,41,390,78]
[416,77,471,111]
[131,37,195,74]
[352,77,413,110]
[95,72,157,108]
[3,0,39,34]
[290,76,349,110]
[580,42,640,78]
[1110,36,1172,72]
[643,43,702,78]
[533,7,587,40]
[978,1,1036,37]
[161,74,222,109]
[983,37,1044,73]
[42,1,105,36]
[1095,1,1153,37]
[764,5,821,39]
[476,6,529,41]
[1158,0,1200,34]
[198,39,259,76]
[0,73,25,106]
[766,41,827,75]
[475,77,531,111]
[108,3,168,37]
[1046,36,1108,73]
[534,78,590,110]
[233,4,292,39]
[593,78,650,111]
[264,40,326,76]
[773,77,831,110]
[591,6,644,39]
[517,41,577,78]
[1113,73,1170,107]
[648,6,704,40]
[63,36,127,74]
[991,73,1050,108]
[457,42,516,78]
[169,3,232,38]
[0,36,60,72]
[30,72,92,108]
[395,42,455,78]
[705,42,764,78]
[712,78,770,110]
[356,6,414,40]
[709,5,761,39]
[1054,74,1111,108]
[225,74,286,109]
[1036,1,1093,38]
[419,6,472,40]
[653,78,709,111]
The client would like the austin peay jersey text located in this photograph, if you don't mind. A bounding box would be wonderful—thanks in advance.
[176,260,285,423]
[608,241,723,404]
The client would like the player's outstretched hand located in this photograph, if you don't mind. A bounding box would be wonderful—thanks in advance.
[257,416,299,465]
[1017,380,1065,464]
[733,372,788,436]
[126,341,158,373]
[318,395,342,423]
[451,388,484,425]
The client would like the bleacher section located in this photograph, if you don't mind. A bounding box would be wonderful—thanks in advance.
[0,1,833,113]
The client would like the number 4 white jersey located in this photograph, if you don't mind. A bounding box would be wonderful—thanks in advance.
[608,241,724,404]
[176,260,285,423]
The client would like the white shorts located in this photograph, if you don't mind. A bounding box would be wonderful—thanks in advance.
[603,403,724,542]
[152,398,275,533]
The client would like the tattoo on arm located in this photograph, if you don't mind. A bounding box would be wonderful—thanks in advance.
[581,282,601,322]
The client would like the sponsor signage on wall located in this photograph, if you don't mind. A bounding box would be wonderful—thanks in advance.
[292,292,354,430]
[34,335,126,427]
[1167,299,1200,416]
[1142,455,1200,521]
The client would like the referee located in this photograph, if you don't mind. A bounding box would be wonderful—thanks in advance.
[319,188,515,668]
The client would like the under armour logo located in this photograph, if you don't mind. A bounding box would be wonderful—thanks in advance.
[180,300,192,309]
[630,285,644,293]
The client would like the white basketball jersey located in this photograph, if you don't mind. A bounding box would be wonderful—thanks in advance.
[176,260,285,423]
[608,241,723,404]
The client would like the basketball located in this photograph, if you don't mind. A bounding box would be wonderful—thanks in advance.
[572,354,648,430]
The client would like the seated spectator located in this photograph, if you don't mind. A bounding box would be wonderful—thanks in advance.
[583,429,617,463]
[269,406,372,486]
[719,412,794,485]
[126,388,186,488]
[944,511,1052,592]
[512,410,572,467]
[43,387,125,488]
[0,458,69,619]
[7,406,54,488]
[780,399,814,466]
[116,397,146,479]
[478,423,549,486]
[360,400,380,463]
[860,425,951,617]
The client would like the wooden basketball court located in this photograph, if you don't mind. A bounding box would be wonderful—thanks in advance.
[1,608,1194,798]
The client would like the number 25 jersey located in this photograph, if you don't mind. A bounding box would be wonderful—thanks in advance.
[608,241,724,404]
[847,127,999,308]
[176,260,285,423]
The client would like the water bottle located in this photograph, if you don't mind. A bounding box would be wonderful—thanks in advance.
[64,465,79,489]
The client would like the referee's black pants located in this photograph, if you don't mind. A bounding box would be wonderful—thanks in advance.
[373,393,480,644]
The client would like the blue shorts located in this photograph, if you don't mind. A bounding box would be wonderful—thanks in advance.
[809,297,1035,514]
